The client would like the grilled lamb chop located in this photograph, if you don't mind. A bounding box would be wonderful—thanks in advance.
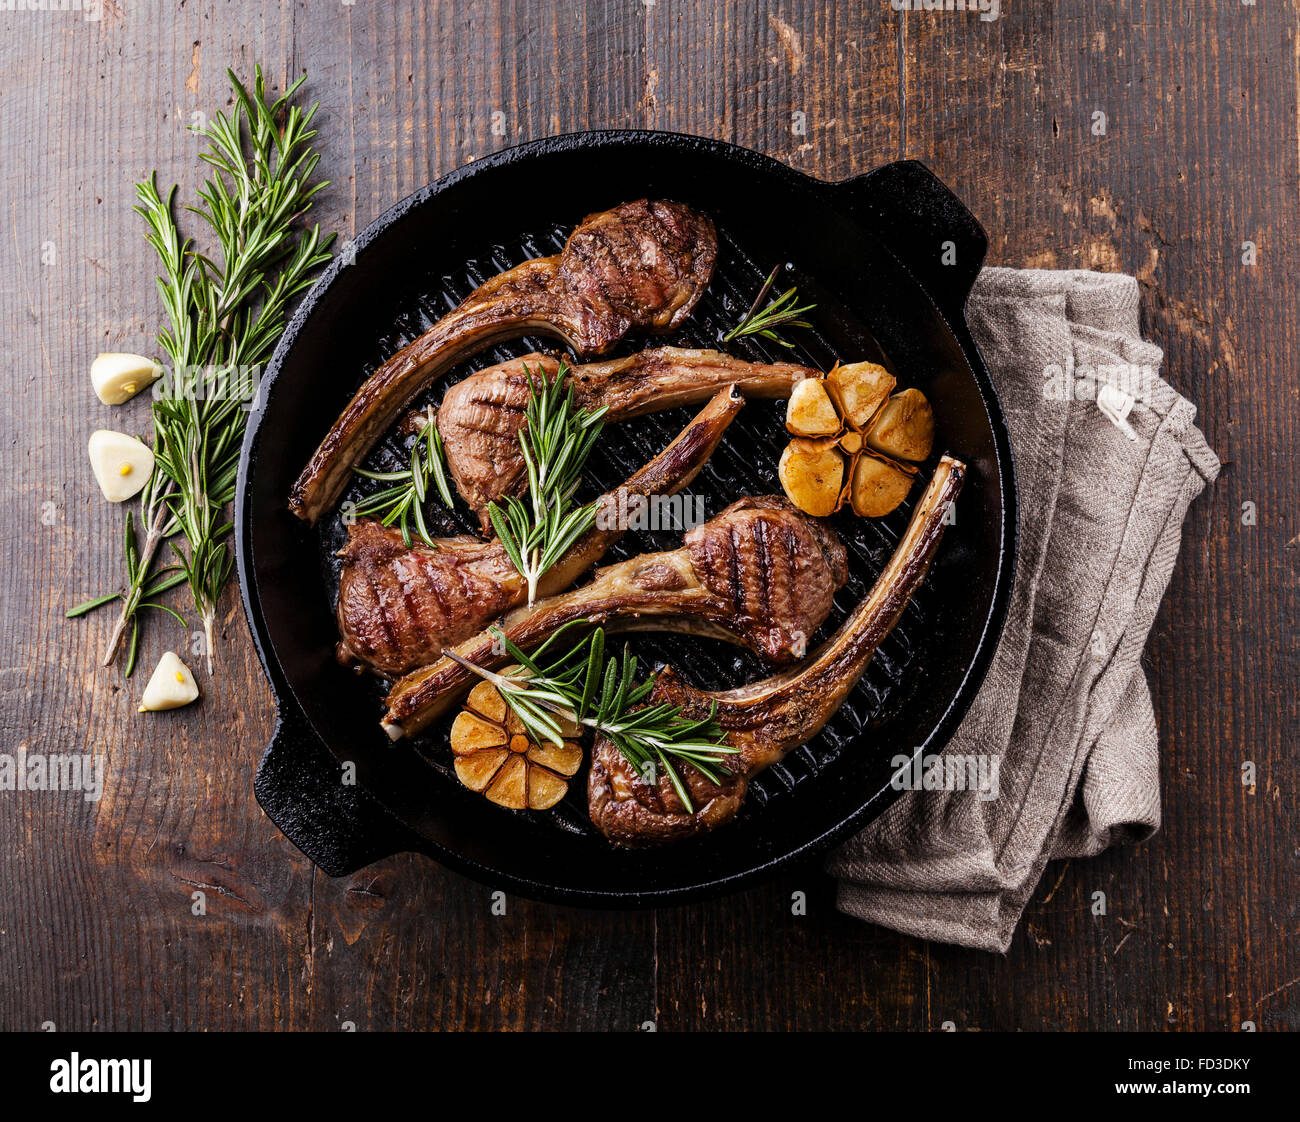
[588,455,965,845]
[335,387,744,677]
[290,200,717,523]
[381,496,849,739]
[437,347,817,527]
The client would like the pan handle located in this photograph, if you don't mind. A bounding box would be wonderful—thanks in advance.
[254,701,425,877]
[831,160,987,320]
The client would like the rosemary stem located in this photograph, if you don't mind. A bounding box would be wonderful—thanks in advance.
[201,609,216,676]
[734,264,779,333]
[442,650,580,732]
[526,552,541,606]
[101,492,173,667]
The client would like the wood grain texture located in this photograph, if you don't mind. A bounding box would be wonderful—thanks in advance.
[0,0,1293,1031]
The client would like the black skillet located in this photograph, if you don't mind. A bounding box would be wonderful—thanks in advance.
[234,131,1017,906]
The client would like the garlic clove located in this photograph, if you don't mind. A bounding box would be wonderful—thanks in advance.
[864,388,935,462]
[778,437,845,517]
[450,709,508,755]
[466,678,508,724]
[525,739,583,777]
[527,768,569,811]
[485,754,529,809]
[88,430,154,502]
[454,749,509,792]
[138,651,200,712]
[848,452,917,517]
[826,361,896,430]
[785,377,842,437]
[91,353,162,406]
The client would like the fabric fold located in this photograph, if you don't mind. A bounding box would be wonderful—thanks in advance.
[829,268,1219,952]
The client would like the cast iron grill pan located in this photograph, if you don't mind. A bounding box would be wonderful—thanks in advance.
[324,224,920,833]
[236,133,1016,905]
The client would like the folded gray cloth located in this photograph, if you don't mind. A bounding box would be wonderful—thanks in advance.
[827,268,1220,952]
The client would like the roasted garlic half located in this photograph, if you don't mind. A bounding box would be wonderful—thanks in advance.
[778,362,934,518]
[450,675,583,810]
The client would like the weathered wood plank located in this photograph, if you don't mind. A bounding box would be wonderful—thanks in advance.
[0,0,1292,1032]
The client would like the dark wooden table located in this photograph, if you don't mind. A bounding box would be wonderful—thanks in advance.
[2,1,1295,1032]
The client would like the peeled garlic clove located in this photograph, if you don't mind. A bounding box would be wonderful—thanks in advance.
[785,377,842,437]
[88,430,154,502]
[826,361,895,430]
[778,437,844,517]
[849,452,917,517]
[864,388,935,462]
[138,651,200,712]
[91,353,162,406]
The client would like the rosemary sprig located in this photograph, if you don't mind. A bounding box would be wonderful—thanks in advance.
[66,512,189,677]
[723,264,817,348]
[486,363,607,605]
[350,407,454,547]
[77,66,334,674]
[446,623,737,813]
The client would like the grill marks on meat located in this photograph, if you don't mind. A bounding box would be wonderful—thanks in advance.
[381,497,848,739]
[289,200,717,524]
[335,527,522,677]
[335,387,744,677]
[588,456,966,846]
[559,200,715,334]
[685,496,847,662]
[436,347,816,526]
[437,357,552,523]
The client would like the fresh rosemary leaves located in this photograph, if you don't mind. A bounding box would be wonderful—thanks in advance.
[486,363,607,605]
[350,407,454,547]
[76,67,334,675]
[723,264,817,349]
[447,624,736,813]
[66,512,188,678]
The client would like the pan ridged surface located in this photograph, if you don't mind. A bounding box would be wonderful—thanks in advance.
[320,218,926,834]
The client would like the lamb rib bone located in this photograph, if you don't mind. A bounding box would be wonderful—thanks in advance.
[381,496,850,739]
[436,346,818,527]
[587,454,966,846]
[289,200,717,523]
[335,386,744,677]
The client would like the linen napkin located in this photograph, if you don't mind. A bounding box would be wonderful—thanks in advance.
[827,268,1220,952]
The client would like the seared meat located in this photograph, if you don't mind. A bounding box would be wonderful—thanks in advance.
[437,347,816,527]
[290,200,717,523]
[335,387,744,677]
[381,496,849,739]
[335,526,518,678]
[588,456,965,845]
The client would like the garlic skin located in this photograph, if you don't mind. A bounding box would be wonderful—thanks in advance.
[88,430,154,502]
[138,651,200,712]
[91,353,162,405]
